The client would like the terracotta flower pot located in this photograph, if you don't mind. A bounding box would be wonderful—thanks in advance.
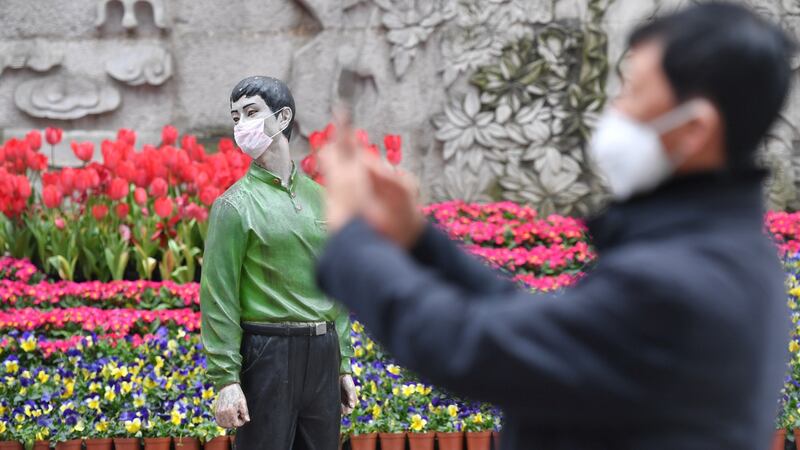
[436,432,464,450]
[55,440,82,450]
[348,433,377,450]
[85,438,113,450]
[204,436,230,450]
[408,432,435,450]
[773,429,787,450]
[465,431,492,450]
[143,438,170,450]
[33,441,50,450]
[378,433,406,450]
[174,437,200,450]
[0,442,22,450]
[113,437,141,450]
[492,431,500,450]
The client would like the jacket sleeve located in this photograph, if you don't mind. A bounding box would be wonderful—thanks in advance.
[334,306,355,374]
[409,223,517,295]
[200,199,247,390]
[317,219,679,425]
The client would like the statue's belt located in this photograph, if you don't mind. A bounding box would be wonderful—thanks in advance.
[241,321,332,337]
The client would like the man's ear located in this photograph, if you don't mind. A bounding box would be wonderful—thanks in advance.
[681,99,721,159]
[279,107,293,130]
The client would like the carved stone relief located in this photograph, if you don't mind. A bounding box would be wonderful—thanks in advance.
[0,41,63,76]
[14,74,121,120]
[95,0,169,30]
[106,46,173,86]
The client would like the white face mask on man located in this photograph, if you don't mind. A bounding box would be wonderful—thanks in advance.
[588,100,703,201]
[233,108,288,160]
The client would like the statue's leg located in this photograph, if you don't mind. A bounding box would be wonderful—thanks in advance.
[292,329,343,450]
[236,333,299,449]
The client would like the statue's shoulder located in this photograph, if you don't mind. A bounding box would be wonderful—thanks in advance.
[216,179,250,210]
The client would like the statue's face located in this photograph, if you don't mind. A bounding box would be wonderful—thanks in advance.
[230,95,290,138]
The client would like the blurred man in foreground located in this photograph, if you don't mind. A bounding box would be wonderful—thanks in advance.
[315,3,795,449]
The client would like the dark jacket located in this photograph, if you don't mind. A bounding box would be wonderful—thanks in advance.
[316,172,788,450]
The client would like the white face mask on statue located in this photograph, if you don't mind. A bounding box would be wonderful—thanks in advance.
[233,108,287,159]
[588,100,702,201]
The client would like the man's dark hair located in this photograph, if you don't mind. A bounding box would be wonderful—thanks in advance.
[230,76,296,141]
[629,2,795,171]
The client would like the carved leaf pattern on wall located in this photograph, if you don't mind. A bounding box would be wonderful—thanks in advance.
[431,0,610,214]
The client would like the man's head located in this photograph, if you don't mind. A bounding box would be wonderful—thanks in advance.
[230,76,296,142]
[615,2,794,174]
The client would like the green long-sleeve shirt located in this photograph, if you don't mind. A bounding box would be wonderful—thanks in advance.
[200,162,353,389]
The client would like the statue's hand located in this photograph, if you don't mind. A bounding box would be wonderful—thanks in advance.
[215,383,250,428]
[340,375,357,415]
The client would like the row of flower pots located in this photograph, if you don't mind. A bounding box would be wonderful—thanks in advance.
[348,431,500,450]
[0,436,231,450]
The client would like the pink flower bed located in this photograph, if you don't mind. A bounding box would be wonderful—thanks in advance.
[0,306,199,334]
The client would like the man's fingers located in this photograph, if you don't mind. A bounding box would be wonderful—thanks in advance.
[240,402,251,423]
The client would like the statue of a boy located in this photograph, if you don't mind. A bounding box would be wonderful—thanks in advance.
[201,76,356,449]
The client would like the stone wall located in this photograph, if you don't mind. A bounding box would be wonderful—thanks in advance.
[1,0,799,213]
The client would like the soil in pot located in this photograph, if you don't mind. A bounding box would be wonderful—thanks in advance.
[378,433,406,450]
[143,438,170,450]
[408,432,435,450]
[174,437,200,450]
[466,431,492,450]
[436,432,464,450]
[204,436,230,450]
[113,437,141,450]
[84,438,113,450]
[0,442,22,450]
[55,440,82,450]
[348,433,377,450]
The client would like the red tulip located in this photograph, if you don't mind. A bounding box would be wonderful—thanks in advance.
[60,168,76,195]
[133,187,148,206]
[42,172,60,188]
[301,154,317,176]
[309,131,327,151]
[42,185,63,209]
[384,134,402,166]
[218,138,235,154]
[116,161,136,182]
[148,177,168,198]
[181,135,197,152]
[115,203,130,218]
[74,170,93,192]
[154,196,173,218]
[117,128,136,147]
[162,125,178,146]
[45,127,63,146]
[101,140,122,169]
[91,204,109,220]
[26,130,42,152]
[71,141,94,163]
[199,186,220,206]
[108,177,129,201]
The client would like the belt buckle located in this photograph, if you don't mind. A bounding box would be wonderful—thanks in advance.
[314,323,327,336]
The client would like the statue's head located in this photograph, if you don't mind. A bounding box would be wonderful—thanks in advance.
[230,76,295,142]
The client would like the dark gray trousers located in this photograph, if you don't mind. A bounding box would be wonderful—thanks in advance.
[235,327,341,450]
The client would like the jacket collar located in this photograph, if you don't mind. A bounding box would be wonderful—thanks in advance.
[587,170,767,252]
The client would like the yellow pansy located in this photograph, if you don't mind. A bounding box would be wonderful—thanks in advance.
[95,420,109,433]
[392,387,400,396]
[401,385,416,397]
[87,396,101,410]
[410,414,427,432]
[73,420,85,433]
[89,382,101,393]
[4,360,19,374]
[133,394,145,408]
[415,384,431,395]
[370,381,378,395]
[202,388,215,400]
[125,418,142,434]
[104,386,116,402]
[352,364,363,377]
[790,341,800,353]
[447,405,459,418]
[36,371,49,384]
[471,413,484,424]
[63,380,75,398]
[387,365,401,376]
[170,410,184,426]
[20,336,36,352]
[0,421,6,434]
[121,381,133,395]
[371,405,382,420]
[354,347,365,358]
[352,322,364,333]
